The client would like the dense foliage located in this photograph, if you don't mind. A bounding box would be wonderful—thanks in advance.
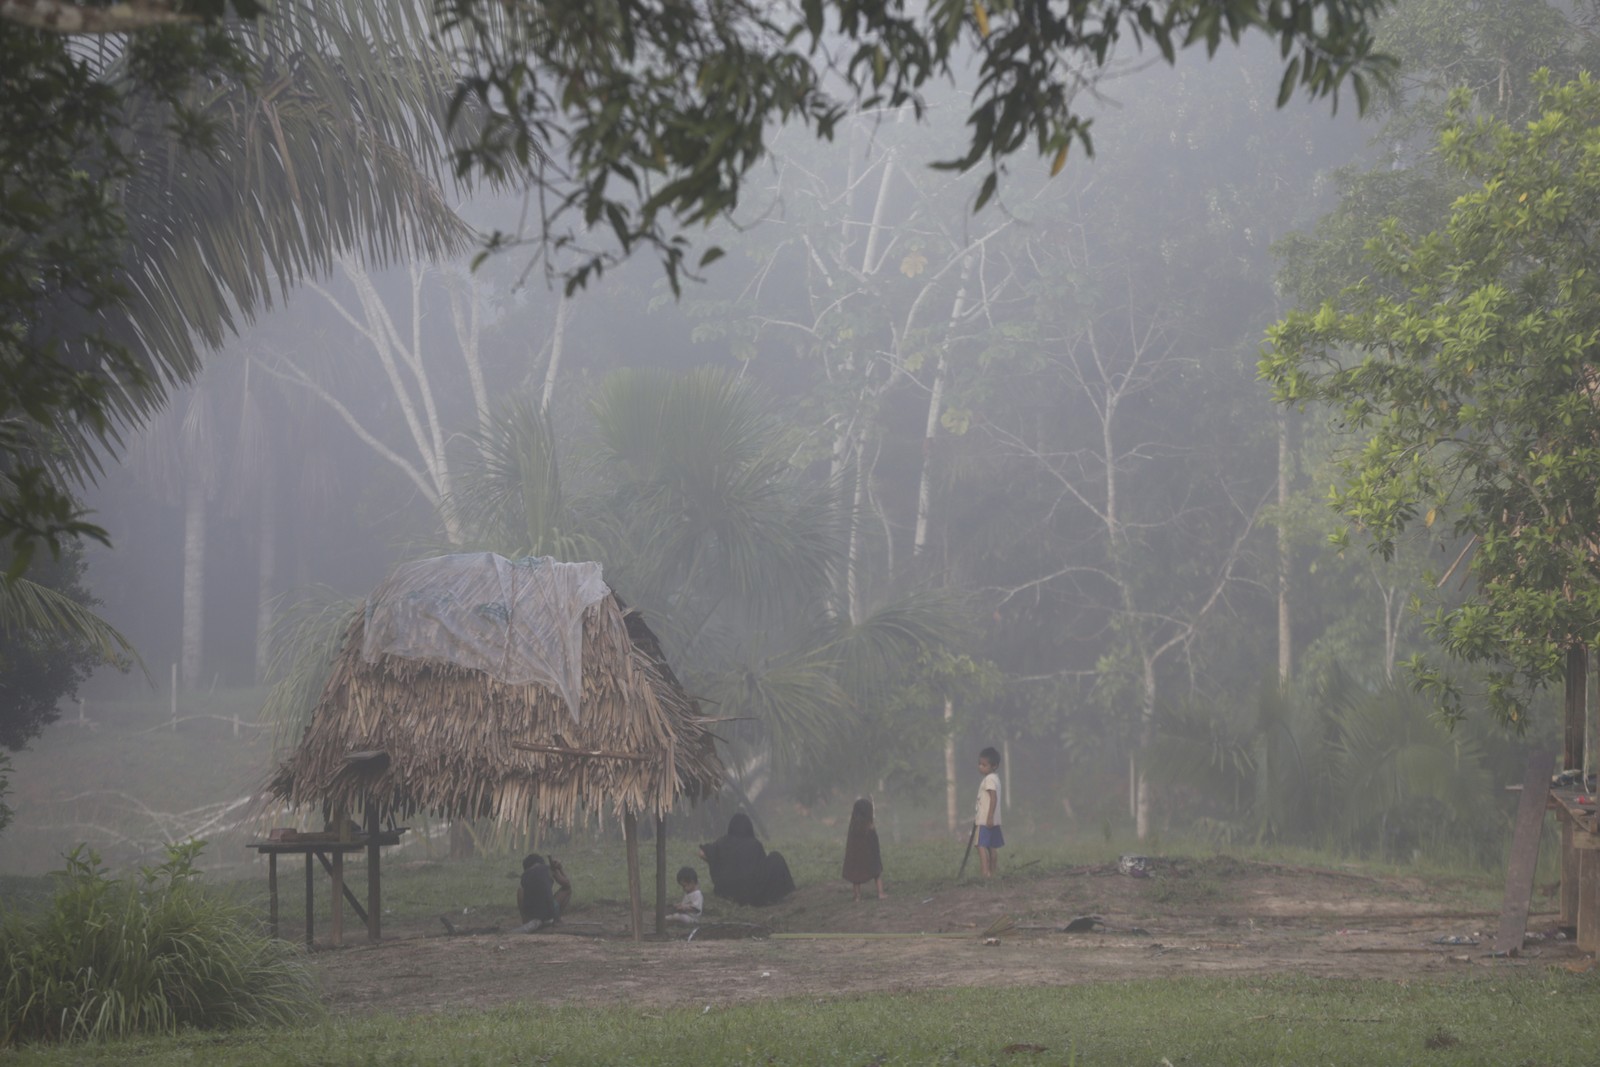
[0,10,252,571]
[0,841,317,1045]
[1263,72,1600,725]
[0,547,128,750]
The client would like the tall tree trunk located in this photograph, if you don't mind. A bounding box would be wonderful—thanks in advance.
[1134,654,1157,840]
[912,257,973,558]
[845,444,867,623]
[1277,411,1292,682]
[944,697,958,834]
[1564,645,1588,773]
[540,293,571,417]
[180,475,206,689]
[253,458,277,684]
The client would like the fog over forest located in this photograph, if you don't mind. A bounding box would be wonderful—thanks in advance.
[3,4,1574,881]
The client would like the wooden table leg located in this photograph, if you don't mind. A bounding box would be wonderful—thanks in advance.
[1578,850,1600,953]
[331,849,344,948]
[268,851,279,938]
[1561,820,1579,928]
[305,852,315,948]
[367,807,381,943]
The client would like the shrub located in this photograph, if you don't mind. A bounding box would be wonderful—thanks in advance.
[0,840,317,1045]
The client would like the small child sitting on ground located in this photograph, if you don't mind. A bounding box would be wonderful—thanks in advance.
[667,865,703,924]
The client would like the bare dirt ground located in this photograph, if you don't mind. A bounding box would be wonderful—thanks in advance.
[313,857,1589,1016]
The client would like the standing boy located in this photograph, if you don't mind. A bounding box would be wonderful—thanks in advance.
[975,746,1003,877]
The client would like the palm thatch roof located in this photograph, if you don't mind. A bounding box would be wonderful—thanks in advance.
[269,555,724,829]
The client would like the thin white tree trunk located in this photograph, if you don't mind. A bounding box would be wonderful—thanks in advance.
[253,458,276,684]
[180,476,206,689]
[1135,655,1156,840]
[446,272,491,439]
[540,293,571,417]
[860,149,896,276]
[912,257,973,557]
[334,264,462,542]
[1381,582,1400,682]
[846,439,867,623]
[1278,411,1292,682]
[944,697,958,834]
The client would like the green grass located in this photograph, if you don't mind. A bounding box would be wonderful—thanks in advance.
[5,972,1597,1065]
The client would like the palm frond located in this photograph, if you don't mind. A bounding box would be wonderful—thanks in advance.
[257,589,362,754]
[0,577,139,671]
[706,652,847,774]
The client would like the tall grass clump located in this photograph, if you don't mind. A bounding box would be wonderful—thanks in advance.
[1,841,317,1046]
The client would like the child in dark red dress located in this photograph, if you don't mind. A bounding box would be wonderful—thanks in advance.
[841,797,885,901]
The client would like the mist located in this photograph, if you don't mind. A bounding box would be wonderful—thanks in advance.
[1,26,1540,885]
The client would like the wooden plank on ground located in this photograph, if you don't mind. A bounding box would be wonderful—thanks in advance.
[1495,749,1556,957]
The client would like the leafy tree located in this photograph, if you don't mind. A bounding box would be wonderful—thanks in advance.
[444,0,1394,291]
[1262,71,1600,725]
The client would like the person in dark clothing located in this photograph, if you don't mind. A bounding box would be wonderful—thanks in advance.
[698,813,794,906]
[841,797,885,901]
[516,853,572,932]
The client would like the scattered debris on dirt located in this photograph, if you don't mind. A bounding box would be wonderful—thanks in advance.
[312,858,1581,1016]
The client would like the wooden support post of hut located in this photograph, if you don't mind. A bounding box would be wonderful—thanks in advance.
[265,554,725,944]
[655,814,668,935]
[624,808,644,941]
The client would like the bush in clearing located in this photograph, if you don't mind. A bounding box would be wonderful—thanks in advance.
[1,841,317,1045]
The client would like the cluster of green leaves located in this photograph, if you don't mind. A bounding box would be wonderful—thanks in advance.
[0,840,317,1046]
[441,0,1393,293]
[1262,71,1600,724]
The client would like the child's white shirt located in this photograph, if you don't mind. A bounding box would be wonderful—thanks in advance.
[975,771,1001,826]
[678,887,704,917]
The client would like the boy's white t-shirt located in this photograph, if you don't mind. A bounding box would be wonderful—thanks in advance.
[975,771,1001,826]
[679,887,704,917]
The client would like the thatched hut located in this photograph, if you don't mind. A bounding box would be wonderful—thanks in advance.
[270,553,725,938]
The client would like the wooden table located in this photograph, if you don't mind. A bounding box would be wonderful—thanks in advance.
[1548,790,1600,952]
[245,827,405,947]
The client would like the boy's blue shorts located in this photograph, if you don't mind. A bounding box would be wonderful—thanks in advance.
[978,825,1005,849]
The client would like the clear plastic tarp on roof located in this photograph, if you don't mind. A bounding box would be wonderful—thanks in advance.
[361,553,610,722]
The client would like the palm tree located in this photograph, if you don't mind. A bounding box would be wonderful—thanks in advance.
[97,2,484,688]
[8,2,475,578]
[451,368,963,787]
